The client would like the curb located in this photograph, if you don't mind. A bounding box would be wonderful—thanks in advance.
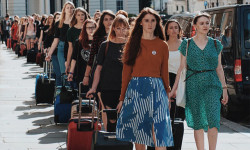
[221,117,250,138]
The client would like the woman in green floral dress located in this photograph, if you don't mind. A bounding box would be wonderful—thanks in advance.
[170,13,228,150]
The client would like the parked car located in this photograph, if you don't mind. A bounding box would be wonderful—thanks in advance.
[170,5,250,120]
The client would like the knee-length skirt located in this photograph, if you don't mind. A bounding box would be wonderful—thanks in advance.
[116,77,174,147]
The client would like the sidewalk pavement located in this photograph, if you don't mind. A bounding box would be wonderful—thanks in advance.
[0,44,250,150]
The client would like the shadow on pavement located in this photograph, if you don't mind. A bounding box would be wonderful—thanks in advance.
[22,74,39,79]
[15,104,52,111]
[32,116,54,126]
[38,131,67,144]
[17,109,54,119]
[26,123,67,144]
[23,99,36,105]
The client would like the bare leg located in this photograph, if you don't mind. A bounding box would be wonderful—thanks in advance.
[105,105,116,123]
[30,39,34,49]
[98,92,107,130]
[152,124,166,150]
[194,129,204,150]
[26,39,30,50]
[135,143,146,150]
[207,127,218,150]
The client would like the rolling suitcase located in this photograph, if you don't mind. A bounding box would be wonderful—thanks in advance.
[54,75,74,124]
[35,61,55,105]
[71,99,96,119]
[36,52,42,65]
[67,83,101,150]
[27,48,38,63]
[20,43,27,56]
[54,93,72,124]
[91,109,133,150]
[15,43,20,56]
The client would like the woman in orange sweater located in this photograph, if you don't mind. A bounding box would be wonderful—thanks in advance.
[116,8,173,150]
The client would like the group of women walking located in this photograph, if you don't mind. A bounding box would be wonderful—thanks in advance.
[5,1,229,149]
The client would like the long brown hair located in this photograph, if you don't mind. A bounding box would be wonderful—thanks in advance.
[79,19,97,49]
[123,7,164,66]
[47,14,57,36]
[59,1,75,28]
[107,14,129,41]
[93,10,115,37]
[69,7,89,27]
[164,19,182,41]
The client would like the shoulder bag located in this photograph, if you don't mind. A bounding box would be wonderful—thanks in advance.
[176,39,190,108]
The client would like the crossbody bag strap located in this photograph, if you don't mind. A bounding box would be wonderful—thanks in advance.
[185,39,191,69]
[213,39,217,49]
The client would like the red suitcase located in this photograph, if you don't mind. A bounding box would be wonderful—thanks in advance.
[67,117,101,150]
[7,38,11,49]
[67,83,101,150]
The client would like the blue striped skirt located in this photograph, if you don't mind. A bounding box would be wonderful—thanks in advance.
[116,77,174,147]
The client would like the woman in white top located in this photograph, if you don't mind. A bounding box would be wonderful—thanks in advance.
[165,19,185,149]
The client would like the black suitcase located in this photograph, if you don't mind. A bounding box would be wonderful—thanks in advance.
[91,131,133,150]
[91,109,133,150]
[15,44,20,55]
[27,49,38,63]
[36,61,55,105]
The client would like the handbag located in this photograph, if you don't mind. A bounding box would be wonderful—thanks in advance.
[176,39,190,108]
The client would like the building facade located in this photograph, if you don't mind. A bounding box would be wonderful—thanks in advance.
[166,0,250,15]
[0,0,139,18]
[88,0,139,16]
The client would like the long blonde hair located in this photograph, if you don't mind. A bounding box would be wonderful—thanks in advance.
[69,7,89,27]
[59,1,75,28]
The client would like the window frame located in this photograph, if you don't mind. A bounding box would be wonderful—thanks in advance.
[244,10,250,49]
[116,0,123,11]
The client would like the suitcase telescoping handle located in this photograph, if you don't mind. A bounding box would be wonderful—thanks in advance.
[78,82,96,130]
[42,57,52,84]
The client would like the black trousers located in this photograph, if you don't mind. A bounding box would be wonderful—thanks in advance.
[3,30,10,46]
[0,33,4,43]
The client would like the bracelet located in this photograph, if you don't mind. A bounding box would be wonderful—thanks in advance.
[84,76,89,78]
[222,85,227,89]
[69,72,73,75]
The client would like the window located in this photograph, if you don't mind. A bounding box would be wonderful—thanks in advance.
[181,6,184,12]
[244,11,250,48]
[220,12,233,48]
[176,5,178,11]
[117,0,123,11]
[73,0,79,7]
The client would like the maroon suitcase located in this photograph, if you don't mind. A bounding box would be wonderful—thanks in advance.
[20,43,27,56]
[36,52,41,65]
[67,83,101,150]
